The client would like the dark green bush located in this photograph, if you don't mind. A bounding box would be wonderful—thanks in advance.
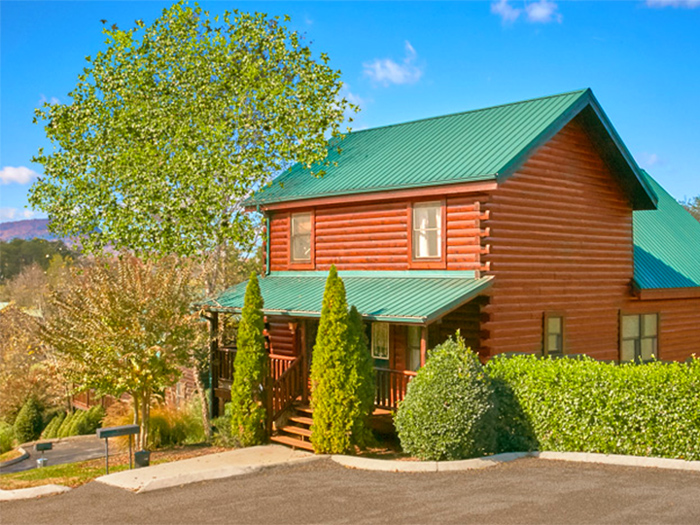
[41,412,66,439]
[310,267,375,454]
[229,273,268,447]
[0,421,14,453]
[486,355,700,460]
[13,397,44,443]
[57,411,76,438]
[67,410,88,436]
[395,336,497,460]
[84,406,105,434]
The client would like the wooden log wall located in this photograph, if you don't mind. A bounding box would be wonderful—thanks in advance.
[268,198,489,272]
[482,117,635,360]
[266,316,298,357]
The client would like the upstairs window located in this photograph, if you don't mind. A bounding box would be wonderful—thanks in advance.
[544,314,564,356]
[290,212,312,262]
[621,313,658,362]
[413,202,441,259]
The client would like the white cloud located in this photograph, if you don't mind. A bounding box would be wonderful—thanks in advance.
[639,152,663,169]
[526,0,563,23]
[646,0,700,7]
[491,0,522,23]
[363,41,423,86]
[491,0,563,24]
[0,208,37,221]
[0,166,40,185]
[38,94,60,105]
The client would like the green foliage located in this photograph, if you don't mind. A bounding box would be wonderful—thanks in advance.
[310,267,375,454]
[0,238,75,283]
[30,1,355,258]
[84,406,106,434]
[486,355,700,460]
[67,410,88,436]
[41,412,66,439]
[229,273,268,446]
[57,412,76,438]
[13,397,44,444]
[0,421,14,453]
[148,402,205,449]
[395,337,497,461]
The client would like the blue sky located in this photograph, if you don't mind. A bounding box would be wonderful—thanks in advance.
[1,0,699,222]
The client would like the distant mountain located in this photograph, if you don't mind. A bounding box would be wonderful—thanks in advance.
[0,219,60,242]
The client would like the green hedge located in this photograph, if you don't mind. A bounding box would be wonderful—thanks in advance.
[0,421,14,453]
[486,355,700,461]
[13,397,43,444]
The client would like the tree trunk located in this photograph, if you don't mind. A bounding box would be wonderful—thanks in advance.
[192,365,212,441]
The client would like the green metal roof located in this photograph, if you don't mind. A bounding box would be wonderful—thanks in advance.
[199,271,493,324]
[248,89,656,210]
[633,171,700,290]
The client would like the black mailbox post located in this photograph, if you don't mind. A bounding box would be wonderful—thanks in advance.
[35,442,53,468]
[96,424,139,474]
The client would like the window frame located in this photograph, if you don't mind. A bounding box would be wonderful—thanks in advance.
[288,210,315,269]
[543,312,565,357]
[619,312,659,363]
[406,325,422,372]
[408,199,446,269]
[371,322,390,360]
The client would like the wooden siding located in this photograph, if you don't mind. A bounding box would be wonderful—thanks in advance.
[268,198,489,272]
[435,299,484,356]
[266,316,298,356]
[482,117,635,361]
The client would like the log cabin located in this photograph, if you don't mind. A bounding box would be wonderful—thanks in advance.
[198,89,700,449]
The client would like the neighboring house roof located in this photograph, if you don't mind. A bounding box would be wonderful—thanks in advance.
[248,88,657,210]
[633,171,700,290]
[198,271,493,325]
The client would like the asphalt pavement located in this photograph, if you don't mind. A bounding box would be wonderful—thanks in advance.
[2,457,699,524]
[0,436,104,474]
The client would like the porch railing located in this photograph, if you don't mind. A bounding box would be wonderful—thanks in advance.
[268,355,305,421]
[270,353,296,381]
[374,368,417,410]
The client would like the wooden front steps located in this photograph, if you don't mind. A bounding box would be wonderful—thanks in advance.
[271,404,314,452]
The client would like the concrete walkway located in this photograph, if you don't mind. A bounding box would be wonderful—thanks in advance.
[95,445,320,493]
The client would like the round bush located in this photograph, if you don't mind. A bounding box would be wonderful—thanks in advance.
[13,397,44,444]
[0,421,15,453]
[395,336,497,460]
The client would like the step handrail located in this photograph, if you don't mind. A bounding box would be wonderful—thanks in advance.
[266,354,305,429]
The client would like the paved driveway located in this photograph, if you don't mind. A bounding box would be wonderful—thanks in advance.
[0,436,104,474]
[2,457,699,524]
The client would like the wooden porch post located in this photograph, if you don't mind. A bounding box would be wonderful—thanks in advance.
[300,321,309,404]
[420,325,428,367]
[209,312,219,419]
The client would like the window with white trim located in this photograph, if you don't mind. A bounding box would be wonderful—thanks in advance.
[544,315,564,356]
[290,212,312,262]
[412,202,441,259]
[621,313,658,362]
[406,325,421,371]
[371,323,390,360]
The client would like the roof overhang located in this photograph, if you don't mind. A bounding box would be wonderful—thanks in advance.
[197,271,494,325]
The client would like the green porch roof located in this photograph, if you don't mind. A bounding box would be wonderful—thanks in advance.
[248,89,656,210]
[199,271,493,324]
[633,171,700,290]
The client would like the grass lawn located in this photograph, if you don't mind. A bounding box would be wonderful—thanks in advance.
[0,449,24,463]
[0,444,229,490]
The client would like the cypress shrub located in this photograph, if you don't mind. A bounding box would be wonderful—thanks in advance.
[229,273,269,446]
[486,354,700,460]
[84,406,105,434]
[41,412,66,439]
[57,411,76,438]
[13,397,44,444]
[395,336,497,460]
[310,267,376,454]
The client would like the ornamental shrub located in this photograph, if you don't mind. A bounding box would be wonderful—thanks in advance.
[395,336,497,460]
[84,406,106,434]
[310,266,375,454]
[13,397,44,444]
[0,421,14,453]
[68,410,88,436]
[486,354,700,460]
[57,411,76,438]
[229,273,269,447]
[41,412,66,439]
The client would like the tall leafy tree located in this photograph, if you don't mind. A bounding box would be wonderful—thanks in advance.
[40,256,204,449]
[29,1,356,258]
[310,266,374,454]
[229,273,268,446]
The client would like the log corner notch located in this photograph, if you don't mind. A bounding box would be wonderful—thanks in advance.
[475,201,492,278]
